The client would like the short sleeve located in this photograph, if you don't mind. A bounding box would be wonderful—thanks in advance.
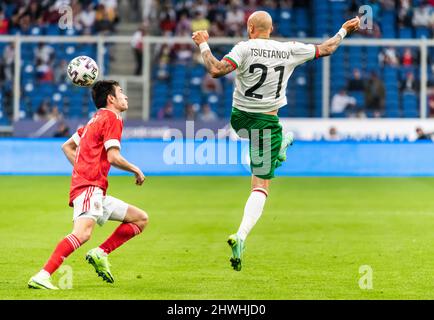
[223,42,247,69]
[290,42,318,66]
[103,115,123,151]
[72,127,84,146]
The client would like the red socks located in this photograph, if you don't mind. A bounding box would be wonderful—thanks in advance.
[43,234,81,275]
[99,223,142,254]
[42,224,141,275]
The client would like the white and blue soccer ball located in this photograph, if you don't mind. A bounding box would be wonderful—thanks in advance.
[67,56,99,87]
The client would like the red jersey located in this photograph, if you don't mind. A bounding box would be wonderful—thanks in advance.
[69,108,123,206]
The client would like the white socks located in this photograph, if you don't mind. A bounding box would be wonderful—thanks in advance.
[37,269,51,279]
[237,188,268,241]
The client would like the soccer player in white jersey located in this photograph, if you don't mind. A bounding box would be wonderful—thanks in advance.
[192,11,360,271]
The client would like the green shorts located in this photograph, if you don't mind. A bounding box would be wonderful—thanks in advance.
[230,107,283,180]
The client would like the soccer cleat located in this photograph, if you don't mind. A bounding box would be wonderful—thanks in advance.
[28,274,59,290]
[277,131,294,162]
[86,248,114,283]
[227,234,245,271]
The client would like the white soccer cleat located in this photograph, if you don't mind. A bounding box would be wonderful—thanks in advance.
[277,131,294,162]
[28,271,59,290]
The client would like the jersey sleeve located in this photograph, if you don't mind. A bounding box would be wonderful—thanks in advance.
[290,41,319,66]
[223,41,247,69]
[71,127,84,146]
[102,115,123,151]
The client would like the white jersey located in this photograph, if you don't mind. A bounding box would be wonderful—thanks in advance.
[223,39,318,113]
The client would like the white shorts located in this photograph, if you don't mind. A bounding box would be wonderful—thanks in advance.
[72,186,129,226]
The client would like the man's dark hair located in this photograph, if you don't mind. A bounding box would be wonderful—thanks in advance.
[91,80,119,109]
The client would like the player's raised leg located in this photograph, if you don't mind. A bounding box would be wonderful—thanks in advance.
[228,176,269,271]
[86,203,148,283]
[28,217,95,289]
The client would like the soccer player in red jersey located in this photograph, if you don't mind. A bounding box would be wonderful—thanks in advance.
[28,80,148,289]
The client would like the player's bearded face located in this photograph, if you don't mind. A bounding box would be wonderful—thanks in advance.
[113,86,128,111]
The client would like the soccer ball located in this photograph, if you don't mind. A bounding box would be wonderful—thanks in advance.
[67,56,99,87]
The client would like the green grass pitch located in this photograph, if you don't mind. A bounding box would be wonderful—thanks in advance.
[2,176,434,299]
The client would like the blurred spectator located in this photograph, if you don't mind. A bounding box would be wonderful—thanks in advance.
[35,58,54,82]
[429,94,434,118]
[226,3,245,36]
[401,48,414,66]
[156,61,170,81]
[54,59,68,83]
[191,11,210,32]
[412,2,432,27]
[176,12,192,35]
[331,89,357,116]
[160,12,176,35]
[53,122,70,138]
[34,42,54,64]
[3,43,14,82]
[324,126,342,141]
[95,4,115,34]
[400,72,419,94]
[155,44,172,80]
[198,104,218,122]
[34,100,51,121]
[398,0,412,27]
[358,21,382,38]
[415,127,431,140]
[0,10,9,35]
[99,0,118,23]
[365,72,385,117]
[173,42,193,64]
[131,24,147,75]
[193,0,208,17]
[202,73,222,94]
[209,14,226,37]
[347,68,365,91]
[77,4,96,35]
[379,47,399,66]
[49,105,62,120]
[185,103,196,121]
[158,102,174,119]
[346,0,360,18]
[43,4,61,25]
[26,1,41,25]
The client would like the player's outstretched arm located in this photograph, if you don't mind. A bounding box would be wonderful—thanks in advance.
[317,17,360,57]
[107,147,145,185]
[62,137,77,166]
[192,30,235,78]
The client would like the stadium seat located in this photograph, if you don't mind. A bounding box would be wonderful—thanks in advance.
[399,27,413,39]
[415,27,431,39]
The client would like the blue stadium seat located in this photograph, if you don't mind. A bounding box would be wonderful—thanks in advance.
[399,27,413,39]
[416,27,431,38]
[402,93,419,118]
[45,24,61,35]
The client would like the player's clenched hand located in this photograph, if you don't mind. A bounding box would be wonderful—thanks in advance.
[134,170,145,186]
[342,16,360,34]
[192,30,209,46]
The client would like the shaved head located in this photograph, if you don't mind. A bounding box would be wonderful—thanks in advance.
[247,11,273,37]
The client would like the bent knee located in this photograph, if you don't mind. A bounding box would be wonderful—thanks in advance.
[135,210,149,231]
[73,231,92,244]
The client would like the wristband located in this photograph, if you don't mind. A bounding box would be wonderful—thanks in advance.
[199,42,210,53]
[337,28,347,39]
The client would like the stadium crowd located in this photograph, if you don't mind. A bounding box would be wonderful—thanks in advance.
[0,0,119,35]
[1,0,434,122]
